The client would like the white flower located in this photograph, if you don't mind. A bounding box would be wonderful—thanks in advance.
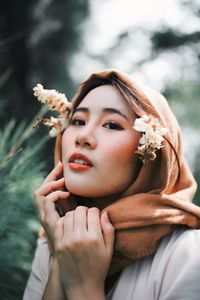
[133,118,151,133]
[32,84,73,137]
[49,127,58,137]
[33,84,72,114]
[133,114,168,163]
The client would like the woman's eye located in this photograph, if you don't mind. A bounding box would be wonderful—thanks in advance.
[104,122,123,130]
[71,119,85,126]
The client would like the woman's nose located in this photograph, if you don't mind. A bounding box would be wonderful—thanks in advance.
[75,128,97,149]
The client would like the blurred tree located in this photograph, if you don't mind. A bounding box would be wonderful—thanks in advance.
[150,0,200,80]
[87,0,200,205]
[149,0,200,204]
[0,2,90,297]
[193,151,200,205]
[151,28,200,50]
[0,112,49,300]
[0,0,89,123]
[163,81,200,205]
[151,0,200,51]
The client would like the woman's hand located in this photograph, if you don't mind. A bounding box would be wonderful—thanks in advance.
[34,161,70,251]
[54,206,115,300]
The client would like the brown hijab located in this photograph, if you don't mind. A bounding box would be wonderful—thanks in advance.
[54,69,200,290]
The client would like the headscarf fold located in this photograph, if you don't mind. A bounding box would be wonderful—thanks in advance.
[54,69,200,278]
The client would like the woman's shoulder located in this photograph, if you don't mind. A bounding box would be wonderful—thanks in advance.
[31,237,52,278]
[160,226,200,247]
[152,228,200,299]
[107,229,200,300]
[23,238,52,300]
[156,227,200,261]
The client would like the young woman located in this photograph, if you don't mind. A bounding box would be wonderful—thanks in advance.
[23,69,200,300]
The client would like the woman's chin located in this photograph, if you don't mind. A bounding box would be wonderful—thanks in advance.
[65,183,95,197]
[64,183,110,199]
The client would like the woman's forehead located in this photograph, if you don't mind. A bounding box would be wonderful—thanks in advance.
[76,85,136,120]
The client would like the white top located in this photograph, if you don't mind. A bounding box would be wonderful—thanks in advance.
[23,228,200,300]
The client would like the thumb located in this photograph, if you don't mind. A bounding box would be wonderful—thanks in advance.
[101,211,115,253]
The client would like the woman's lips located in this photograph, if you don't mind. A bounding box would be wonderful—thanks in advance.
[69,152,93,171]
[69,162,92,171]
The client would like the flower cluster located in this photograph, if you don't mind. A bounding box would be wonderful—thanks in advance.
[133,114,168,163]
[33,84,73,137]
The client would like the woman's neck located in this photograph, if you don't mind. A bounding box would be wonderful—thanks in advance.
[76,194,120,210]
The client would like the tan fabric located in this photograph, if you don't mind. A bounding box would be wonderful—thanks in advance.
[53,69,200,276]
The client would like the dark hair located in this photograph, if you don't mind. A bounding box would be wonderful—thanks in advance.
[72,75,145,117]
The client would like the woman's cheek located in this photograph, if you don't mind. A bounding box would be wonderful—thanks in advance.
[62,131,75,157]
[111,135,138,160]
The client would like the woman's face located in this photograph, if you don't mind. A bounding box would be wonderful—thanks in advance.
[62,85,141,199]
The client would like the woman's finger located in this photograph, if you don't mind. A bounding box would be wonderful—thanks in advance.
[100,211,115,252]
[36,178,65,196]
[43,198,59,225]
[34,195,46,221]
[63,210,74,240]
[73,206,88,234]
[55,217,64,247]
[42,161,63,185]
[46,190,70,203]
[87,207,102,236]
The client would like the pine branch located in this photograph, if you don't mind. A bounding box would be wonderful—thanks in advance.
[0,111,50,300]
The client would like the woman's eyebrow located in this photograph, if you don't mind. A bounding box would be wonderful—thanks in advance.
[74,107,88,113]
[102,108,128,121]
[74,107,128,121]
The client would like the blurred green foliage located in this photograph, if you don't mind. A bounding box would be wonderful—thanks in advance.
[0,0,89,123]
[0,115,49,299]
[164,80,200,205]
[149,0,200,204]
[0,0,90,298]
